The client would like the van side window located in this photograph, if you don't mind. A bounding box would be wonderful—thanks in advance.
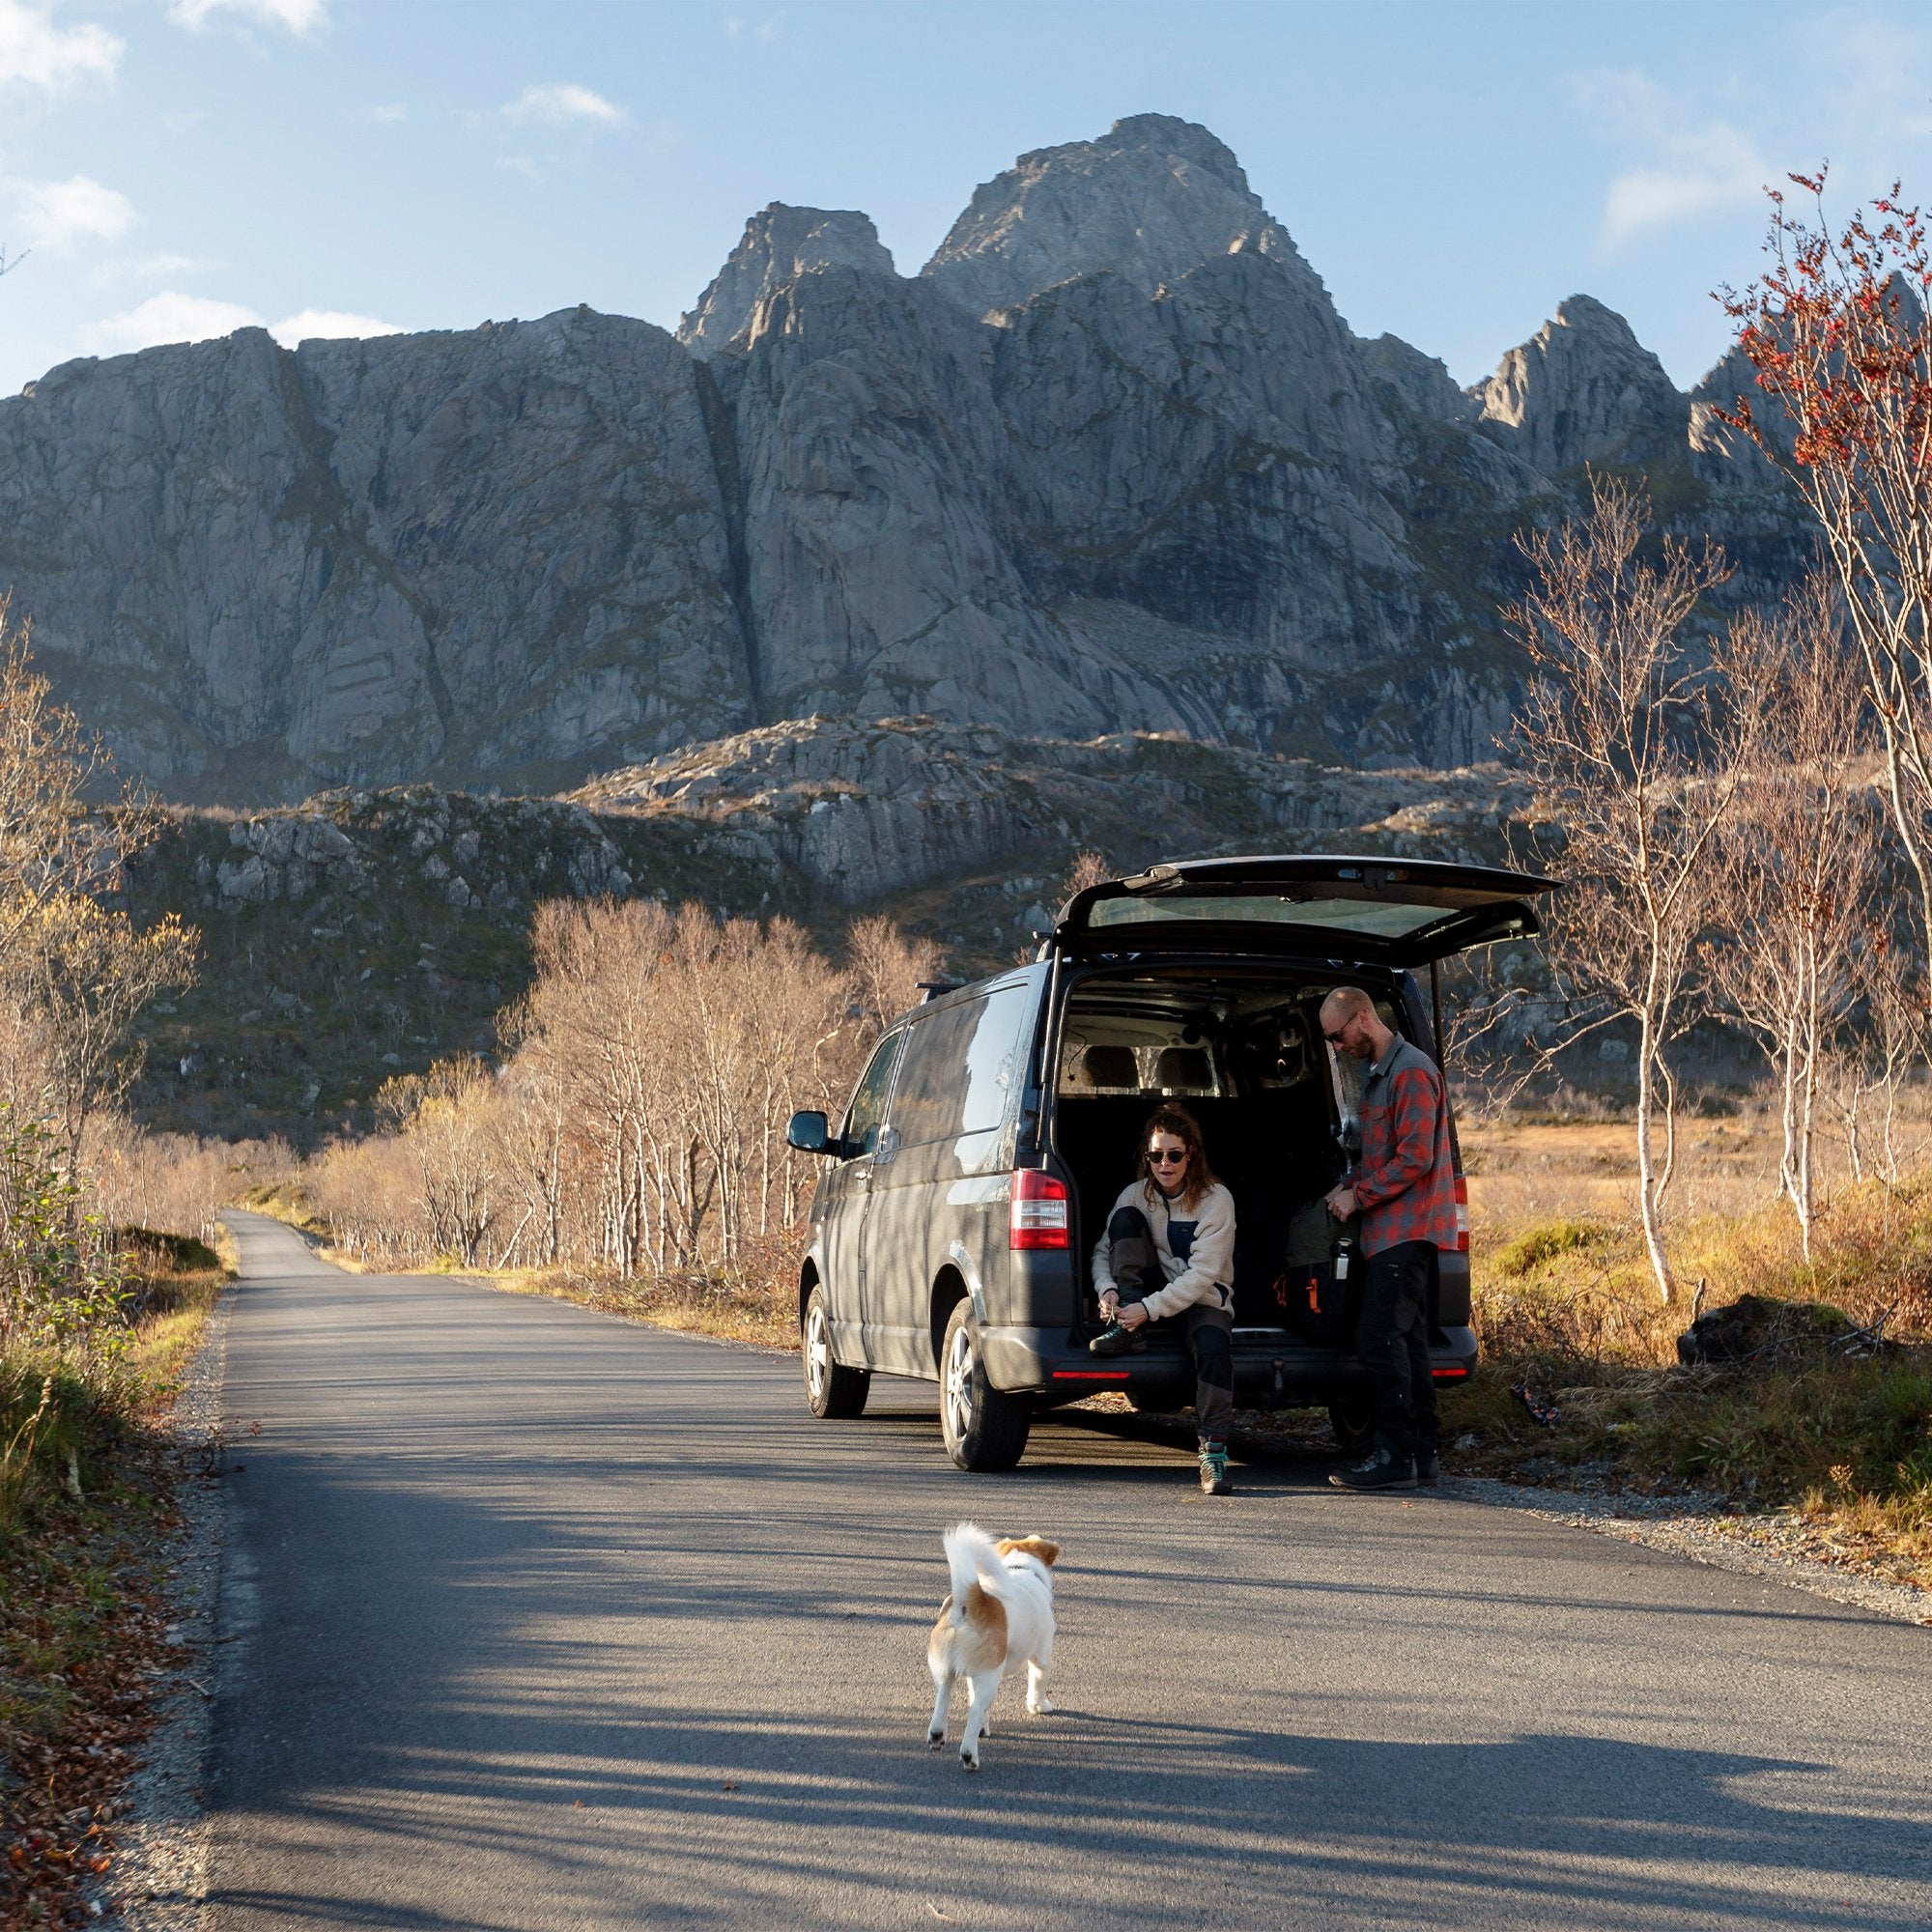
[841,1032,904,1157]
[889,986,1032,1149]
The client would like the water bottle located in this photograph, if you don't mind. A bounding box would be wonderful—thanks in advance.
[1332,1232,1358,1283]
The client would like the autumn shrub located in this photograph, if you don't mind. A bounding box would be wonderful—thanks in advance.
[1492,1217,1611,1280]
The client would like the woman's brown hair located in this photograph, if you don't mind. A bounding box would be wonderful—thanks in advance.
[1136,1102,1219,1212]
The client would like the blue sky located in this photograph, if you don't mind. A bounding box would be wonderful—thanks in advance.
[1,0,1928,397]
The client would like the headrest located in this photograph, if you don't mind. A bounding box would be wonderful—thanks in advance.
[1081,1045,1140,1091]
[1154,1046,1212,1092]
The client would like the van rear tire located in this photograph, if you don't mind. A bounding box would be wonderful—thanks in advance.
[803,1288,870,1419]
[938,1300,1032,1472]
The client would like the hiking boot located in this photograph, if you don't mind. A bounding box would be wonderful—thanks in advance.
[1328,1447,1417,1492]
[1413,1449,1440,1489]
[1088,1321,1147,1356]
[1199,1444,1234,1496]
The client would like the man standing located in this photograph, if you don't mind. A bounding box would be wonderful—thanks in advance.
[1319,985,1457,1492]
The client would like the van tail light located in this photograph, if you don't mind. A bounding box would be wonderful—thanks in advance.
[1010,1170,1070,1250]
[1453,1177,1469,1252]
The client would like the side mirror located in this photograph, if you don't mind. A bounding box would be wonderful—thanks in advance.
[786,1109,834,1155]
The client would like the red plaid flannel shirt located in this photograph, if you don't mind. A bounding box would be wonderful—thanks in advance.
[1352,1037,1458,1255]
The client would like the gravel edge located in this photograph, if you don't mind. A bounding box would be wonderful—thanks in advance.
[1444,1474,1932,1629]
[97,1293,227,1931]
[1066,1395,1932,1631]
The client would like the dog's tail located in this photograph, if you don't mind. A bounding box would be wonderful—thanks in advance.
[943,1521,1008,1624]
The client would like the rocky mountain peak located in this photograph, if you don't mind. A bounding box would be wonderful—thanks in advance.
[1469,294,1687,473]
[678,203,896,357]
[920,113,1304,318]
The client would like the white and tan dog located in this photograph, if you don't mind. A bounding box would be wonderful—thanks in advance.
[925,1521,1060,1771]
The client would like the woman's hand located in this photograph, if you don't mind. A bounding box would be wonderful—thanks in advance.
[1098,1289,1121,1319]
[1118,1302,1149,1332]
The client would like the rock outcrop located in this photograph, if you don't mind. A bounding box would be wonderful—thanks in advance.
[0,113,1809,803]
[1470,295,1689,473]
[921,112,1305,314]
[578,713,1529,902]
[678,204,895,355]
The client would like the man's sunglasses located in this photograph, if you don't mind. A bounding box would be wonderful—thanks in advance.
[1147,1148,1188,1165]
[1322,1027,1349,1044]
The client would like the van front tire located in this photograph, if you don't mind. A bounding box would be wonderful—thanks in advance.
[803,1288,870,1419]
[938,1300,1032,1471]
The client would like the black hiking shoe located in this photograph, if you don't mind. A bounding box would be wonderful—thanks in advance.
[1088,1321,1147,1356]
[1328,1448,1417,1492]
[1199,1444,1234,1496]
[1414,1450,1440,1488]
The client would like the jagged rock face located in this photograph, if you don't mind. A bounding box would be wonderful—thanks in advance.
[0,310,749,795]
[677,204,895,356]
[1469,295,1689,473]
[0,115,1805,802]
[922,113,1306,314]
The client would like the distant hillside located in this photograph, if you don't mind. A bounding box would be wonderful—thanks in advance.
[1,113,1801,805]
[122,728,1527,1143]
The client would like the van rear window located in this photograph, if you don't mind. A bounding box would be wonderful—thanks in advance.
[1087,895,1446,938]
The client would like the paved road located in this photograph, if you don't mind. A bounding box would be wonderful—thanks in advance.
[207,1212,1931,1930]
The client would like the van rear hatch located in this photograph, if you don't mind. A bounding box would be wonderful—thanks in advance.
[1054,855,1559,966]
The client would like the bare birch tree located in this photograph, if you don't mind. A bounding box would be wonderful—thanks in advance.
[1707,579,1882,1253]
[1506,473,1762,1302]
[846,913,942,1034]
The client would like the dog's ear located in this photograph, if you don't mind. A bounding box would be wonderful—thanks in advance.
[1001,1535,1060,1567]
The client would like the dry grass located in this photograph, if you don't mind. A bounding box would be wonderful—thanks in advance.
[124,1228,235,1402]
[1451,1110,1932,1590]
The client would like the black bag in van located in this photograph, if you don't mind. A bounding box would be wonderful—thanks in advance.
[1274,1261,1358,1344]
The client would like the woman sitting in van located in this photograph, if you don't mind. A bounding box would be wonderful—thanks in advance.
[1088,1102,1238,1497]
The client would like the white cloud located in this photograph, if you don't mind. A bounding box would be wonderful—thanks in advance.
[5,173,131,252]
[503,82,623,128]
[168,0,327,33]
[1575,68,1770,246]
[80,293,402,358]
[364,101,406,125]
[269,308,402,346]
[86,250,209,290]
[81,291,260,356]
[0,0,122,97]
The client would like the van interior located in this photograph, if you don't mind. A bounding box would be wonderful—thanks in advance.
[1049,965,1403,1341]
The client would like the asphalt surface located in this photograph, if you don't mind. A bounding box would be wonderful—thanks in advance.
[208,1211,1932,1930]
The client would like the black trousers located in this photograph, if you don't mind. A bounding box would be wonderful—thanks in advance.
[1356,1240,1439,1462]
[1107,1206,1235,1445]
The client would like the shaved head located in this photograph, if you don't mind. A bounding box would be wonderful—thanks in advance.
[1321,986,1374,1026]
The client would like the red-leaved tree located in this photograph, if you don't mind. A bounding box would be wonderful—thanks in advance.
[1719,172,1932,999]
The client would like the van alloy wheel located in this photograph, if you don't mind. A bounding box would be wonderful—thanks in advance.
[806,1303,833,1403]
[802,1286,869,1419]
[944,1321,977,1443]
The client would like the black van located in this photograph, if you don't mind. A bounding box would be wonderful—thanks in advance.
[785,855,1556,1471]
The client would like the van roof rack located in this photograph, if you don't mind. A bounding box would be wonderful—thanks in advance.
[916,979,964,1003]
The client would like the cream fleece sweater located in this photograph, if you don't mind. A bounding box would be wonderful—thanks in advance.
[1090,1179,1236,1321]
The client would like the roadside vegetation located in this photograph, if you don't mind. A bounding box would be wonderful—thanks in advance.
[1447,1113,1932,1588]
[0,604,239,1927]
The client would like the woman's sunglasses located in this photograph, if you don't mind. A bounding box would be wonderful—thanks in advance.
[1147,1148,1188,1166]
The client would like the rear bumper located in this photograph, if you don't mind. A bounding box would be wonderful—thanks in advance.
[986,1323,1480,1400]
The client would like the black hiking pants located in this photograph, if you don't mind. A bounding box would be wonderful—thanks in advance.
[1357,1239,1439,1463]
[1108,1206,1235,1446]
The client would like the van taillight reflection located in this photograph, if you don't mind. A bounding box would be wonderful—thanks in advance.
[1009,1170,1070,1250]
[1453,1177,1469,1252]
